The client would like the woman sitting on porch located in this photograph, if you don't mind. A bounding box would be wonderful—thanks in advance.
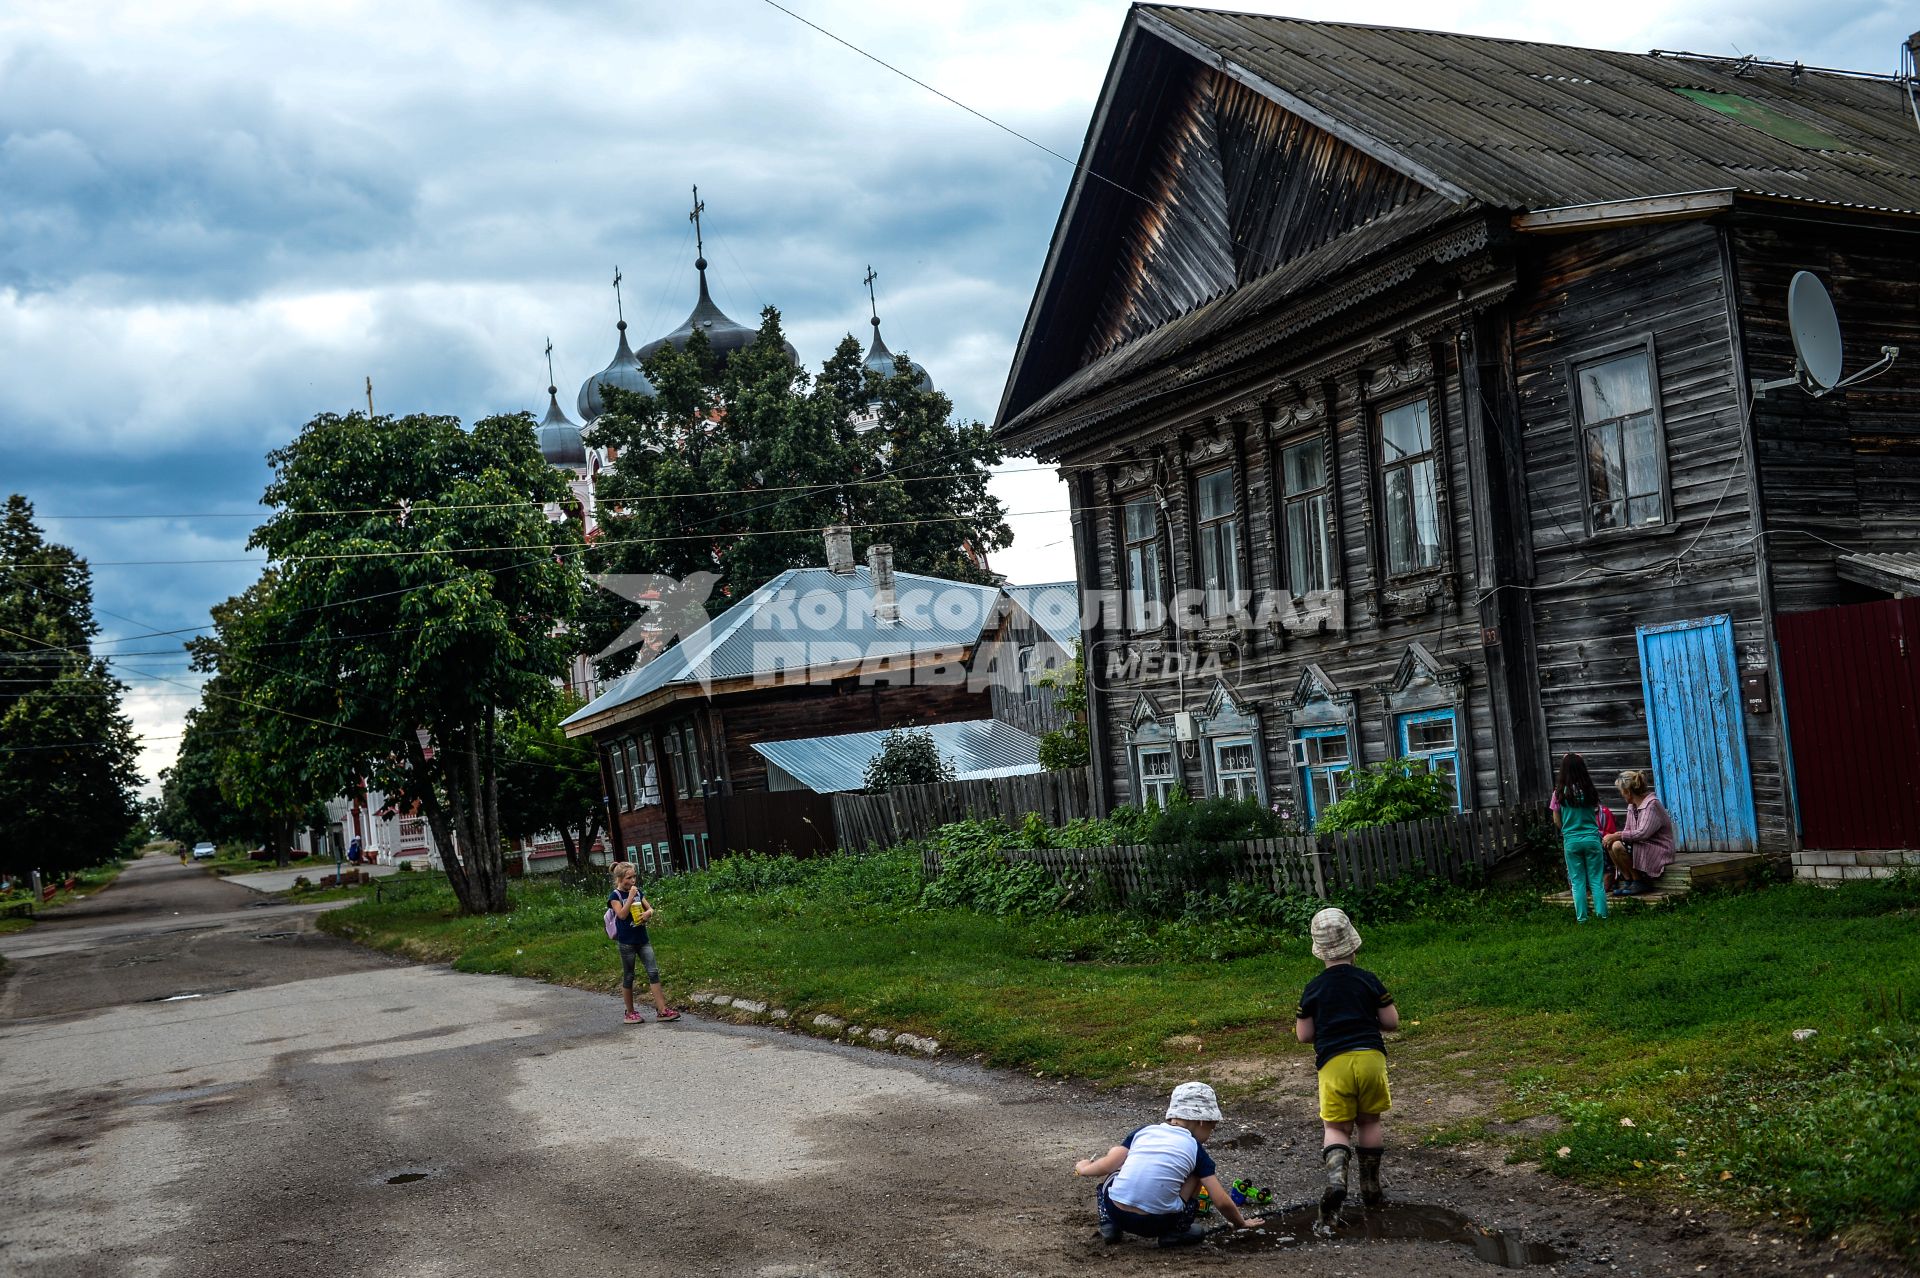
[1605,770,1675,896]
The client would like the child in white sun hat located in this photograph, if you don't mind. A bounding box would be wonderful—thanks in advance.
[1296,907,1399,1227]
[1072,1081,1264,1247]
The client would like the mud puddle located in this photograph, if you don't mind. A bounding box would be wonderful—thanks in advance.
[1209,1202,1564,1268]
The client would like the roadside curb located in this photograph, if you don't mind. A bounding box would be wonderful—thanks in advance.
[688,990,941,1057]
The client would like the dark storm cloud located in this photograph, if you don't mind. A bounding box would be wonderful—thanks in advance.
[0,45,416,296]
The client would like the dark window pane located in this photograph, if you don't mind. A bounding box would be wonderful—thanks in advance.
[1124,497,1156,544]
[1380,401,1432,461]
[1283,439,1325,495]
[1197,470,1235,521]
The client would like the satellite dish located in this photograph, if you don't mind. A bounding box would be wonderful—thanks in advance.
[1787,270,1844,390]
[1751,270,1899,401]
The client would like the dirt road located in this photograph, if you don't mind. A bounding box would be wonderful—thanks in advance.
[0,857,1901,1276]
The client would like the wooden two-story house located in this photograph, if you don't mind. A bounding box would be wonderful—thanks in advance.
[996,6,1920,856]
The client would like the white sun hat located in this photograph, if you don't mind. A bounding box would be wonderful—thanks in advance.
[1310,907,1362,961]
[1166,1081,1223,1122]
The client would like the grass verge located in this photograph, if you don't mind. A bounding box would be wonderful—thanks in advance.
[319,853,1919,1256]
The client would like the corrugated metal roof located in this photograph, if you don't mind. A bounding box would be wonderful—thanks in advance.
[1003,581,1082,651]
[1141,7,1920,216]
[752,719,1044,794]
[561,566,1001,732]
[1836,552,1920,595]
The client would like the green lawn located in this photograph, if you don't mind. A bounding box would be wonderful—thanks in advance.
[320,855,1920,1256]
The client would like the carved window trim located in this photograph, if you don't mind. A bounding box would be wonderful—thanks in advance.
[1373,641,1474,811]
[1192,464,1245,620]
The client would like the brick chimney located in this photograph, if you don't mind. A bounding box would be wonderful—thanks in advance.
[824,524,855,575]
[867,543,898,625]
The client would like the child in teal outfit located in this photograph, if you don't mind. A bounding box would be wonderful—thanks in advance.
[1553,752,1608,922]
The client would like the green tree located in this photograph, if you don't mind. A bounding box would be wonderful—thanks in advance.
[247,412,582,913]
[1036,641,1090,771]
[180,572,332,867]
[0,495,144,876]
[497,691,607,875]
[863,727,954,791]
[582,312,1011,676]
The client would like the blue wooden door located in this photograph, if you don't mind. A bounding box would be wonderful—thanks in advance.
[1636,616,1757,851]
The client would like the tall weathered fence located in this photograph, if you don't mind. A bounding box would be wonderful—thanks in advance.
[832,768,1092,853]
[921,804,1548,902]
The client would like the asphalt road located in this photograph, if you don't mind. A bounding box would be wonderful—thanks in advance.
[0,857,1902,1277]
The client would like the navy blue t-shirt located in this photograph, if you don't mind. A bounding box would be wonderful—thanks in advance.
[607,891,650,946]
[1297,963,1393,1069]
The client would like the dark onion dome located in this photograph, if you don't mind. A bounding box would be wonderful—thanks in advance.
[537,386,588,467]
[637,257,799,366]
[576,320,656,422]
[862,314,933,393]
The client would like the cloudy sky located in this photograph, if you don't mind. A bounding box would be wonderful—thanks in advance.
[1,0,1905,790]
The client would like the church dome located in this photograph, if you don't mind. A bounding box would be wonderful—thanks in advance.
[576,321,656,422]
[862,316,933,393]
[637,257,799,366]
[537,387,587,467]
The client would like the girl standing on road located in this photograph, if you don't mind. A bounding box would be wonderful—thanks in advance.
[1552,752,1608,922]
[607,862,682,1026]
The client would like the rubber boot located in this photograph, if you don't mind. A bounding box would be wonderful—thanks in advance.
[1357,1146,1385,1207]
[1319,1143,1352,1222]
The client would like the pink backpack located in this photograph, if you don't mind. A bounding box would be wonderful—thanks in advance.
[604,904,619,939]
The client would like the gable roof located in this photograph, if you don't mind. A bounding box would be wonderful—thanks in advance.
[1003,580,1082,651]
[752,719,1043,794]
[996,4,1920,439]
[561,565,1002,735]
[1139,6,1920,217]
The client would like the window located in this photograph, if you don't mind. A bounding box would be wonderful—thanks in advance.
[663,721,702,799]
[640,843,656,876]
[1122,497,1165,631]
[1138,746,1177,808]
[1378,400,1441,575]
[632,736,659,807]
[681,834,697,869]
[1397,709,1462,809]
[1280,437,1332,596]
[698,832,711,869]
[1575,350,1665,532]
[609,745,631,811]
[1212,737,1260,802]
[1295,728,1353,820]
[1195,469,1242,615]
[1018,645,1037,703]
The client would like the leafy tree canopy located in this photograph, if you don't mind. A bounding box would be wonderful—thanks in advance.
[581,311,1010,676]
[864,727,954,792]
[0,495,144,875]
[498,690,607,875]
[246,412,582,912]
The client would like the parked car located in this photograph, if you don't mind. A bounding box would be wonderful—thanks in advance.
[190,841,218,860]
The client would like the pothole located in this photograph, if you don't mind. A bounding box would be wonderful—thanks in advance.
[1209,1202,1564,1268]
[386,1171,431,1185]
[251,932,298,940]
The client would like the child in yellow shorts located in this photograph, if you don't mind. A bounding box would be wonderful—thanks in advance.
[1295,907,1398,1225]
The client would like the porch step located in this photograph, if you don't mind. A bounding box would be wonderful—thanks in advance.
[1542,851,1770,908]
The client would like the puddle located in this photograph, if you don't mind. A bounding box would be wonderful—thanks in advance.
[386,1172,430,1185]
[252,932,298,940]
[132,1084,240,1106]
[1209,1202,1563,1269]
[144,989,240,1002]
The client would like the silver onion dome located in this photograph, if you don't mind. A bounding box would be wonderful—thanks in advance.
[637,256,799,366]
[862,315,933,393]
[576,320,656,422]
[537,386,588,467]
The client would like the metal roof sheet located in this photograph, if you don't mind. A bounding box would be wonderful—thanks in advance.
[562,566,1002,731]
[751,719,1044,794]
[1836,552,1920,596]
[1003,581,1082,651]
[1141,7,1920,215]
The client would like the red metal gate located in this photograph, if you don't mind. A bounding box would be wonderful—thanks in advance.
[1776,598,1920,849]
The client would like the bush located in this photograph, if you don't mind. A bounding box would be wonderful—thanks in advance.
[919,820,1062,916]
[1314,761,1455,833]
[863,728,954,791]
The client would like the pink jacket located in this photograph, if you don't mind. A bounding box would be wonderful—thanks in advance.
[1620,794,1677,877]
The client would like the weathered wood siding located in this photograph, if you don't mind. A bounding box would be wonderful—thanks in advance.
[1509,220,1789,850]
[1733,213,1920,614]
[1073,320,1504,816]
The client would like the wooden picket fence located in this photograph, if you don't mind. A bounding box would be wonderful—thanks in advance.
[921,804,1548,903]
[832,768,1092,853]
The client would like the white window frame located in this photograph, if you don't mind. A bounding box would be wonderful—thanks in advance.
[1210,736,1261,802]
[1377,398,1442,577]
[1122,496,1165,632]
[1571,338,1671,536]
[1137,745,1178,808]
[1279,435,1334,597]
[1195,467,1243,617]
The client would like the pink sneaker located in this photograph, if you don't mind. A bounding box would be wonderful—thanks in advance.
[656,1008,682,1023]
[623,1010,644,1024]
